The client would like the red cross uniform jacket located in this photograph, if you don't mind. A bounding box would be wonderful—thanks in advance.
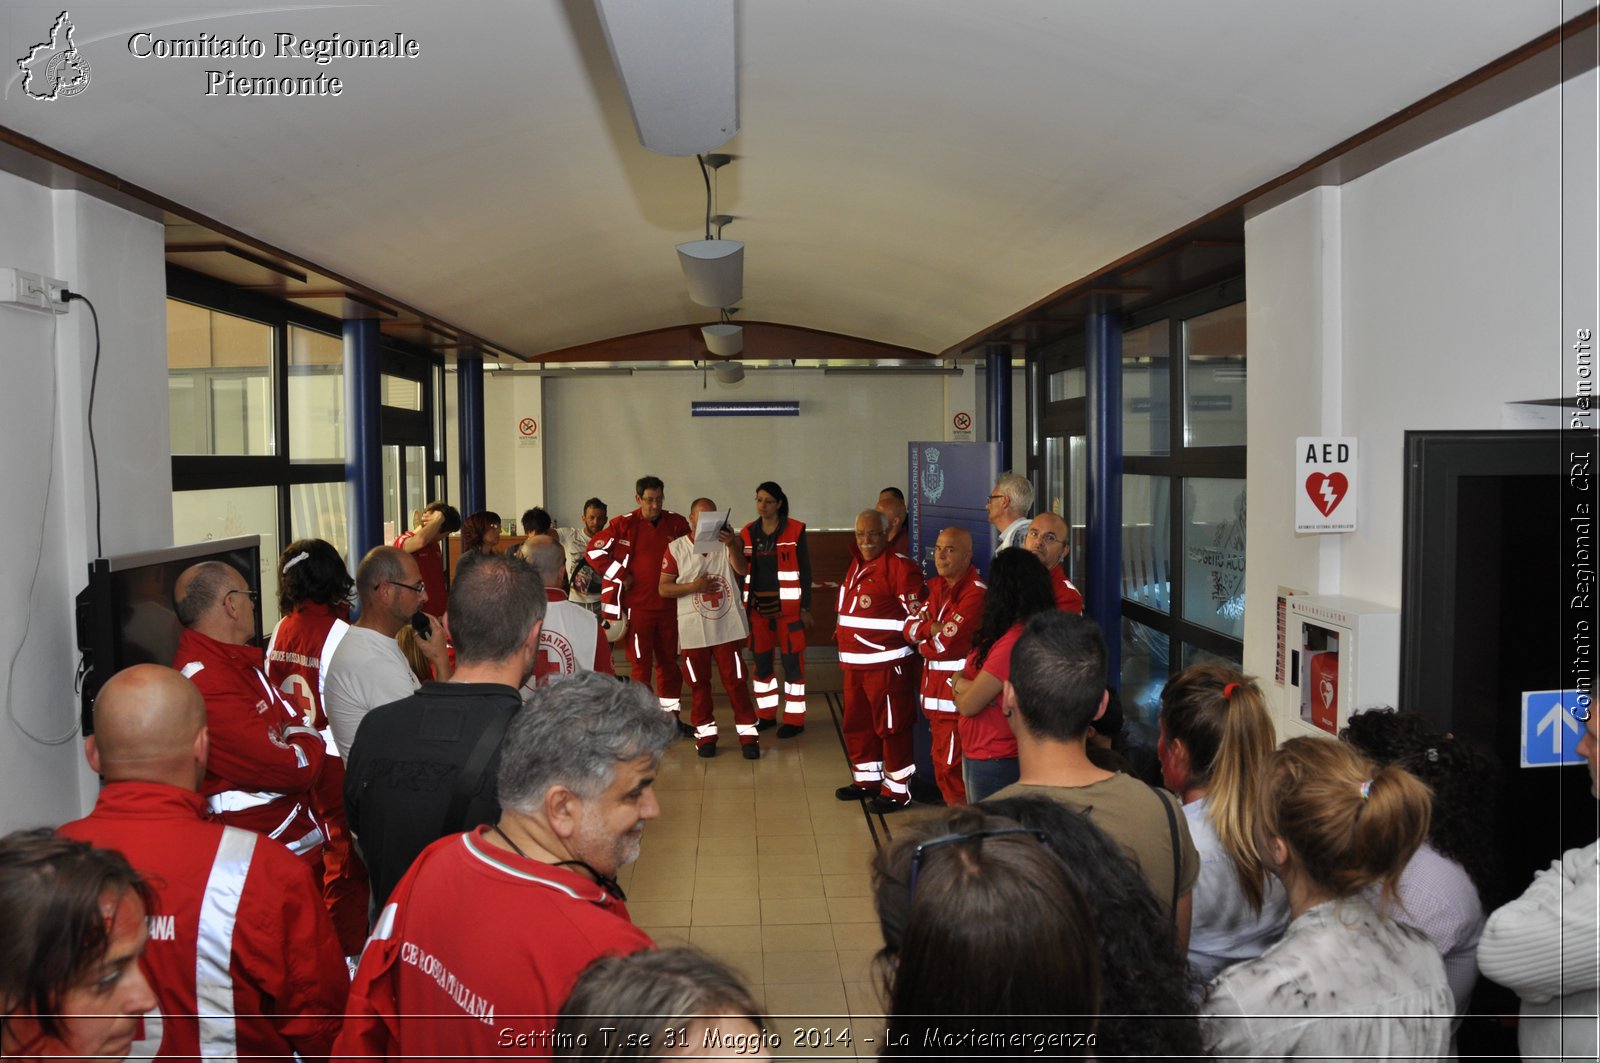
[836,552,925,669]
[584,509,692,621]
[174,627,327,857]
[265,602,351,733]
[58,782,348,1062]
[904,566,988,713]
[334,827,654,1062]
[1051,564,1085,613]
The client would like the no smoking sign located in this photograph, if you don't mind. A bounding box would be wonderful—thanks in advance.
[518,417,538,437]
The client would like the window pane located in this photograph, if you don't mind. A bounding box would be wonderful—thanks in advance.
[171,486,280,632]
[1120,616,1168,745]
[290,482,348,555]
[1121,474,1170,612]
[1122,321,1170,457]
[1044,437,1065,517]
[1048,367,1085,402]
[381,373,422,411]
[406,447,428,521]
[1182,477,1247,638]
[1183,302,1246,447]
[1068,435,1086,586]
[167,299,274,456]
[288,326,344,462]
[1181,643,1241,671]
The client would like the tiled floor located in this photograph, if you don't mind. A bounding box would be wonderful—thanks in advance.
[616,656,899,1060]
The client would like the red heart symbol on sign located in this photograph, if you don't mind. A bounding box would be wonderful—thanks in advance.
[1305,472,1348,517]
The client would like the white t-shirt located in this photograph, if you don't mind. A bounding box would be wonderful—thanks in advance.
[324,626,421,759]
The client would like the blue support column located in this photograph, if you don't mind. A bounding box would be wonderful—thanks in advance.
[1084,307,1123,677]
[343,318,383,560]
[457,354,486,517]
[986,345,1012,472]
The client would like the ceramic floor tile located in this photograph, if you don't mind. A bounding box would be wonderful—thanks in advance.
[627,899,692,926]
[757,874,826,900]
[811,832,877,855]
[842,980,886,1018]
[835,948,881,985]
[688,923,762,952]
[829,922,883,951]
[759,923,837,952]
[816,847,875,876]
[759,896,832,925]
[691,874,761,900]
[756,835,818,856]
[696,834,759,857]
[757,852,822,876]
[640,925,692,948]
[710,949,763,986]
[691,895,761,926]
[824,894,878,924]
[758,948,841,984]
[821,873,873,898]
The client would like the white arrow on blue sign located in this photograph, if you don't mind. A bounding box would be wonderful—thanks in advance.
[1520,690,1589,768]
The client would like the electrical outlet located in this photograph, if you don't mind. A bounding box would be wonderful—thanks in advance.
[0,267,69,313]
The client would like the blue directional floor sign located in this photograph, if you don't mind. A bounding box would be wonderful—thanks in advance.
[1520,690,1589,768]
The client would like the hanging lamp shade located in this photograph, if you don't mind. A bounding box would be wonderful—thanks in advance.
[701,322,743,356]
[714,360,745,384]
[676,239,744,307]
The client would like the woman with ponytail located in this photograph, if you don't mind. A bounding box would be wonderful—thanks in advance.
[1158,665,1288,980]
[1203,737,1453,1061]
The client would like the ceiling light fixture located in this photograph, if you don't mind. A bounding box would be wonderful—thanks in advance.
[677,153,742,307]
[593,0,738,156]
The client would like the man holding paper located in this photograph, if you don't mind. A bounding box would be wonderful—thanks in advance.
[661,498,760,759]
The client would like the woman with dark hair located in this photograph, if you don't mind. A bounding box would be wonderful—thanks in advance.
[981,794,1206,1061]
[0,830,157,1061]
[739,481,812,736]
[1342,708,1498,1023]
[1203,737,1453,1061]
[460,510,503,556]
[949,548,1055,801]
[1159,664,1288,980]
[872,806,1100,1057]
[263,537,367,955]
[556,948,769,1058]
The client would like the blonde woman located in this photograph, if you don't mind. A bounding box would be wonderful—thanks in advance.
[1158,665,1288,980]
[1203,737,1452,1061]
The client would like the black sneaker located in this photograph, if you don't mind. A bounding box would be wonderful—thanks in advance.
[676,719,695,740]
[696,743,717,759]
[776,724,805,739]
[867,796,910,815]
[835,784,871,802]
[741,744,760,760]
[754,717,778,732]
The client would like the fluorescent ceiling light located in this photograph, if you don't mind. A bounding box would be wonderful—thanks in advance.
[594,0,738,156]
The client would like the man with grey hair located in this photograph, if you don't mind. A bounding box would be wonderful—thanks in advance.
[344,551,546,908]
[987,470,1035,552]
[520,537,613,693]
[324,545,452,759]
[336,672,673,1060]
[172,560,327,863]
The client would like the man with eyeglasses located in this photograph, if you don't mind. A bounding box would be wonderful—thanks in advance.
[1023,512,1084,613]
[986,472,1034,553]
[173,561,327,866]
[324,546,453,760]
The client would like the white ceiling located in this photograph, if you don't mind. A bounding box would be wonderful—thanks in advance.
[0,1,1573,359]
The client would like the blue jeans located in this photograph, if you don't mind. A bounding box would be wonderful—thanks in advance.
[963,757,1019,803]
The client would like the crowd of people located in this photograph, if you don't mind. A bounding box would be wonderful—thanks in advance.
[2,470,1596,1062]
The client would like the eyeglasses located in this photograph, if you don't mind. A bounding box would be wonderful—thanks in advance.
[225,589,259,605]
[1025,529,1064,546]
[907,827,1050,900]
[383,579,427,596]
[987,494,1006,502]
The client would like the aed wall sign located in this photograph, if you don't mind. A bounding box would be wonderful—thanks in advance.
[1295,436,1357,533]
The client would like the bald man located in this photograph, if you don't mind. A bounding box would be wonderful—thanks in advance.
[522,538,613,691]
[173,561,327,862]
[1023,512,1084,613]
[903,527,987,804]
[59,665,347,1060]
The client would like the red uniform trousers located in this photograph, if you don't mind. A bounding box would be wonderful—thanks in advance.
[681,642,758,748]
[625,607,684,706]
[307,757,368,954]
[749,610,807,725]
[841,660,917,803]
[926,713,967,805]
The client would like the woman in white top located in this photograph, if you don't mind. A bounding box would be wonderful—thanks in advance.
[1158,665,1288,981]
[1203,737,1454,1062]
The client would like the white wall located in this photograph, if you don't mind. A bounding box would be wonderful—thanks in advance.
[0,173,170,831]
[484,371,545,521]
[1242,70,1597,719]
[538,370,950,530]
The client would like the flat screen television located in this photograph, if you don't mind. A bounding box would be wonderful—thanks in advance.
[76,535,261,736]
